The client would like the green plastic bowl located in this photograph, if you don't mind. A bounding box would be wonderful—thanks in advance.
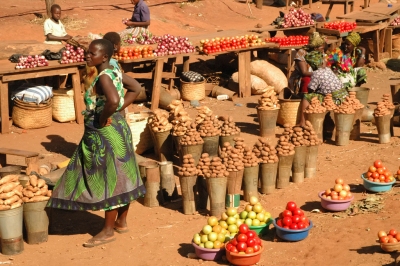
[249,219,273,236]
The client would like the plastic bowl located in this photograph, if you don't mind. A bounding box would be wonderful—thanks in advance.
[249,219,273,236]
[381,242,400,253]
[192,241,225,261]
[361,173,396,193]
[318,191,354,211]
[225,245,263,266]
[272,218,313,242]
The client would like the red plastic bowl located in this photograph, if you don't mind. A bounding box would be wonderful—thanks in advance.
[192,242,225,261]
[225,245,263,266]
[318,191,354,211]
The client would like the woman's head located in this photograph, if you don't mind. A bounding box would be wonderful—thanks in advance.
[131,0,140,4]
[305,51,323,71]
[344,32,361,54]
[103,32,122,53]
[51,4,62,21]
[307,32,326,52]
[86,39,114,67]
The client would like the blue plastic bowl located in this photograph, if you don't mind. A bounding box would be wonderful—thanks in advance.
[272,218,313,242]
[361,173,395,193]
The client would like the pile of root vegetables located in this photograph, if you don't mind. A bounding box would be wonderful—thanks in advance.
[279,8,314,28]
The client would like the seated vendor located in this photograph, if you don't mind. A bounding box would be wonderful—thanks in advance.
[326,32,367,90]
[297,51,348,127]
[43,4,72,44]
[119,0,152,43]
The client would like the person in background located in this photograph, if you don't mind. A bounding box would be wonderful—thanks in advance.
[43,4,72,44]
[326,32,367,90]
[47,39,146,247]
[119,0,152,44]
[297,51,348,127]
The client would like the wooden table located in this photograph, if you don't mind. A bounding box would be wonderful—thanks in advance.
[119,54,191,110]
[337,2,400,22]
[0,60,85,134]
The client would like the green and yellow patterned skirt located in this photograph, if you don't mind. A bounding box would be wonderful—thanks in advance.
[304,87,349,105]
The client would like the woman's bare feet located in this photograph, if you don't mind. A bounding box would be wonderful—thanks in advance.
[83,229,115,247]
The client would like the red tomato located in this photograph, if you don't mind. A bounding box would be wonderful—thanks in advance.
[226,243,233,251]
[276,219,283,227]
[297,222,306,229]
[230,246,238,253]
[237,233,248,243]
[289,223,298,230]
[247,237,256,247]
[236,242,247,252]
[230,238,238,246]
[246,230,256,239]
[377,168,384,175]
[395,233,400,241]
[283,210,292,217]
[374,160,383,168]
[389,229,398,237]
[369,166,376,173]
[239,224,249,234]
[245,247,254,254]
[292,208,304,216]
[286,201,297,212]
[254,237,262,246]
[372,172,380,179]
[253,244,261,252]
[292,215,300,224]
[379,175,386,181]
[283,216,292,226]
[283,226,290,229]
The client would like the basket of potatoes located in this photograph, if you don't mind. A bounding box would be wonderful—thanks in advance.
[374,99,392,144]
[303,121,321,179]
[242,143,260,202]
[257,90,280,139]
[196,106,221,158]
[179,122,204,166]
[218,116,240,148]
[168,100,192,153]
[149,109,173,161]
[333,99,356,146]
[276,124,295,189]
[304,97,327,140]
[220,141,244,196]
[178,154,198,215]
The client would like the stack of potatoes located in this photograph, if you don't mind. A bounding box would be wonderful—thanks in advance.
[179,122,204,146]
[252,138,279,164]
[197,153,229,178]
[196,107,221,137]
[233,137,245,153]
[374,101,391,117]
[0,175,23,210]
[382,93,395,110]
[291,126,309,146]
[303,121,321,146]
[148,109,173,132]
[257,89,280,110]
[346,92,364,110]
[242,145,260,167]
[334,99,356,114]
[168,100,192,136]
[219,116,240,136]
[276,124,295,156]
[322,94,338,111]
[220,142,244,172]
[22,175,51,203]
[304,97,326,114]
[178,154,198,177]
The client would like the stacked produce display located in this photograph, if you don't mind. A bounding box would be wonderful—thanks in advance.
[242,145,260,168]
[15,55,49,69]
[378,229,400,244]
[276,125,295,156]
[239,197,272,227]
[220,142,244,172]
[195,107,221,137]
[322,21,357,32]
[192,216,229,249]
[153,34,195,56]
[252,138,279,164]
[0,175,23,210]
[178,154,198,177]
[265,35,309,47]
[168,100,192,137]
[21,175,51,202]
[323,94,338,111]
[304,97,326,114]
[60,44,86,64]
[365,160,395,183]
[179,122,204,146]
[257,90,280,110]
[148,109,172,133]
[225,224,263,254]
[390,16,400,26]
[197,154,229,178]
[278,8,314,28]
[113,46,155,60]
[198,35,266,54]
[219,116,240,137]
[320,178,352,200]
[275,201,310,230]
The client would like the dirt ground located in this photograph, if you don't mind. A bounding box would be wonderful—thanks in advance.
[1,0,400,265]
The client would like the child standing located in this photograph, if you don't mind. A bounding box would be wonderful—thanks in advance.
[43,4,72,44]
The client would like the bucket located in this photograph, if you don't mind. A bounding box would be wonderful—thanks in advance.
[0,206,24,255]
[180,144,203,166]
[138,161,158,183]
[219,134,240,149]
[259,163,278,194]
[305,145,319,178]
[211,86,237,101]
[291,146,307,184]
[23,201,49,244]
[143,182,164,207]
[152,130,173,162]
[276,154,294,189]
[334,113,355,146]
[257,109,279,139]
[375,114,392,144]
[179,175,197,214]
[159,161,176,201]
[350,108,364,140]
[145,161,161,183]
[159,87,181,110]
[243,166,259,202]
[206,177,227,218]
[202,135,220,158]
[304,112,326,141]
[172,135,183,156]
[391,84,400,103]
[349,87,370,106]
[227,170,244,195]
[196,176,208,210]
[18,175,30,188]
[0,166,22,178]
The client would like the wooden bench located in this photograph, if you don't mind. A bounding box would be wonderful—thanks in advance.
[322,0,354,20]
[0,148,39,175]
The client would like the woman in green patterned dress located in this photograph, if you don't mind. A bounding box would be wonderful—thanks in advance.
[47,39,146,247]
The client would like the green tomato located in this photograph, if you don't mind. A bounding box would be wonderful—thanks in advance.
[240,211,248,220]
[193,233,201,245]
[208,232,218,242]
[205,241,214,249]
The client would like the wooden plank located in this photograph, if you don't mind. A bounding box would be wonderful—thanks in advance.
[337,11,390,23]
[362,2,400,15]
[379,29,386,54]
[353,22,388,34]
[125,72,153,79]
[0,148,38,158]
[238,51,251,97]
[384,28,393,58]
[0,79,9,134]
[25,156,39,175]
[0,60,84,76]
[118,53,196,64]
[183,56,190,72]
[373,30,380,62]
[316,27,349,37]
[71,68,84,125]
[0,154,5,167]
[151,58,164,110]
[2,67,79,82]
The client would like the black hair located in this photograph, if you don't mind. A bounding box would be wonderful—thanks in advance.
[91,39,114,60]
[51,4,61,12]
[103,32,121,46]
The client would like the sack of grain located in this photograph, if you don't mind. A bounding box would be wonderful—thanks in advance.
[231,72,269,95]
[250,60,288,94]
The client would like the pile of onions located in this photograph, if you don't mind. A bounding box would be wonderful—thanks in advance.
[125,32,157,45]
[281,8,314,28]
[391,16,400,26]
[15,55,49,69]
[60,44,85,64]
[152,34,195,57]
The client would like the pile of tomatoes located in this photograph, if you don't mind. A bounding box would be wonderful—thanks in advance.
[378,229,400,243]
[225,224,262,254]
[113,46,155,60]
[199,35,265,54]
[265,35,309,47]
[365,160,395,183]
[276,202,310,230]
[322,21,357,33]
[321,178,353,201]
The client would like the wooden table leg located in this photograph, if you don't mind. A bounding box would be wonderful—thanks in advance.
[0,80,10,134]
[71,68,84,124]
[238,51,251,98]
[151,58,164,110]
[326,3,333,19]
[286,49,293,80]
[183,56,190,72]
[0,154,6,167]
[344,1,348,14]
[25,156,39,175]
[286,0,289,10]
[373,30,380,62]
[384,28,392,58]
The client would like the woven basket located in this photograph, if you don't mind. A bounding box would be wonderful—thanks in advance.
[126,111,154,154]
[180,79,206,101]
[52,90,76,122]
[12,98,52,129]
[277,98,301,126]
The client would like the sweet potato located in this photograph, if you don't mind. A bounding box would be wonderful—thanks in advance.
[46,190,52,197]
[16,185,23,192]
[0,191,15,199]
[29,196,50,202]
[29,175,38,187]
[22,189,34,198]
[0,182,19,193]
[26,185,39,193]
[0,205,11,210]
[37,179,46,188]
[12,189,22,198]
[22,197,30,203]
[0,175,18,186]
[34,190,43,196]
[10,202,21,209]
[4,195,20,205]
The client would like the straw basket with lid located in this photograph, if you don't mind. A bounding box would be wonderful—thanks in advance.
[180,71,206,101]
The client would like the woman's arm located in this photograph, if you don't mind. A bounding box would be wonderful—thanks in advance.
[97,74,120,127]
[46,33,72,41]
[297,60,313,77]
[120,73,141,111]
[355,47,366,68]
